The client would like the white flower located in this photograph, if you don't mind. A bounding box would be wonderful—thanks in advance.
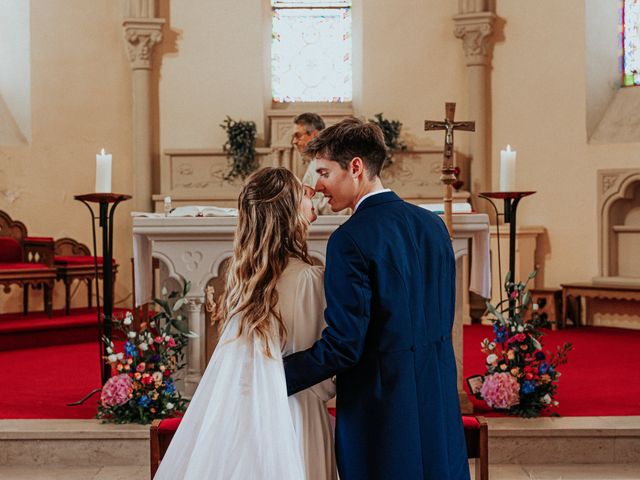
[488,342,496,351]
[116,352,124,360]
[106,347,113,354]
[486,353,498,364]
[532,303,539,312]
[553,401,559,406]
[139,342,149,351]
[166,402,175,410]
[107,354,117,363]
[128,331,136,338]
[123,312,133,326]
[517,325,524,333]
[542,394,551,404]
[164,335,171,342]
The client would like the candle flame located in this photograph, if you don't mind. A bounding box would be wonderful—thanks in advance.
[506,144,512,151]
[100,148,105,155]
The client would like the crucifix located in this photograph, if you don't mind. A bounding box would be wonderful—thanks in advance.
[425,102,475,240]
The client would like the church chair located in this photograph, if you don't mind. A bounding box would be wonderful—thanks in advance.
[54,237,118,315]
[463,415,489,480]
[0,210,56,317]
[149,413,489,479]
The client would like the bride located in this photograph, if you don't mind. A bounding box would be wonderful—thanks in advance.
[154,167,337,480]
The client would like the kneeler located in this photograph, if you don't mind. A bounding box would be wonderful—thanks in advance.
[149,413,488,479]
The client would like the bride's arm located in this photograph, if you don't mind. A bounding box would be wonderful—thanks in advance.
[291,265,336,401]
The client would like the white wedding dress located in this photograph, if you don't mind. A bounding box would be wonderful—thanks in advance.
[154,257,336,480]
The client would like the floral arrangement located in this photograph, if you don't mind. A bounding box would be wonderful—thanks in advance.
[97,282,195,424]
[470,272,572,418]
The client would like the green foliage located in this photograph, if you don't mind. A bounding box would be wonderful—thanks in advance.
[369,113,407,168]
[220,116,258,181]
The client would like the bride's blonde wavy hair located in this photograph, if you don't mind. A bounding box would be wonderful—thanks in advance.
[213,167,312,357]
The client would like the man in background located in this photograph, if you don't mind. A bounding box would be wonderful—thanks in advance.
[293,113,350,215]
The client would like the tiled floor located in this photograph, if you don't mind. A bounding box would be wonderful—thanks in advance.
[0,464,638,480]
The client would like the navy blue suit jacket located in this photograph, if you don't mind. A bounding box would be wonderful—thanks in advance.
[284,191,469,480]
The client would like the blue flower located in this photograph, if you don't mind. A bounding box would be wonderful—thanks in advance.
[539,362,549,374]
[165,381,176,394]
[138,395,151,408]
[124,341,138,359]
[521,380,536,395]
[535,351,546,361]
[150,355,161,363]
[493,323,508,343]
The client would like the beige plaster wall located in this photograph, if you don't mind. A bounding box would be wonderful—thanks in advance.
[492,0,639,288]
[159,0,468,150]
[0,0,134,314]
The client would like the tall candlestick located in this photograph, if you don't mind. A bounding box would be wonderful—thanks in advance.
[499,144,516,192]
[95,148,112,193]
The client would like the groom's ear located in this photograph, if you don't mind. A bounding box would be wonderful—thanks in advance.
[350,156,365,178]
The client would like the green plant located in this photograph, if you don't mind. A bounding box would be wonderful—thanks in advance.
[369,113,407,168]
[220,116,258,180]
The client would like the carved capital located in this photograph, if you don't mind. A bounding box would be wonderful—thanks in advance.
[122,18,165,70]
[453,12,495,66]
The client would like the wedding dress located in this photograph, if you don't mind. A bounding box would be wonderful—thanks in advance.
[153,257,336,480]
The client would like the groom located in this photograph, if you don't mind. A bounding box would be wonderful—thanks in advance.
[284,118,470,480]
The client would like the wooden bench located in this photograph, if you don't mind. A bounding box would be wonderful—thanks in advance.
[561,282,640,328]
[149,414,488,479]
[0,211,56,317]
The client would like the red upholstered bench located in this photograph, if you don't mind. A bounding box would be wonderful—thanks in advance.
[54,237,118,315]
[150,413,488,479]
[0,211,56,317]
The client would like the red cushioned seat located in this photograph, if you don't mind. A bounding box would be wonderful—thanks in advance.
[0,237,22,263]
[24,236,54,243]
[462,415,481,429]
[158,417,182,433]
[0,262,49,270]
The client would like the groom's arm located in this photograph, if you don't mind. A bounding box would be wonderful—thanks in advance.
[284,228,371,396]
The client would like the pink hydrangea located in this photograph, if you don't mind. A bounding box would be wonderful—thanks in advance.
[480,372,520,409]
[101,374,133,407]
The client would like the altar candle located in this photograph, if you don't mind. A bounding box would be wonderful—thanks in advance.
[499,144,517,192]
[95,148,112,193]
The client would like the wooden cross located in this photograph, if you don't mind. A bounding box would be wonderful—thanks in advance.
[424,102,475,240]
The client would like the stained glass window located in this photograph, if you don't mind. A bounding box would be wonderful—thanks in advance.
[623,0,640,86]
[271,0,352,102]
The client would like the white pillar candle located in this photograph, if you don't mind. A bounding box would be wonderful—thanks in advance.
[95,148,112,193]
[499,144,517,192]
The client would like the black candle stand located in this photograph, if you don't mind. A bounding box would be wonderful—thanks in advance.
[479,191,536,318]
[68,193,131,406]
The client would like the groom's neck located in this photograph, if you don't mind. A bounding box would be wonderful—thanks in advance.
[350,177,385,210]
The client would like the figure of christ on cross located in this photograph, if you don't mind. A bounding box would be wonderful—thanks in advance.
[425,102,475,240]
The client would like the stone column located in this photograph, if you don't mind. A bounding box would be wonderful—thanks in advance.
[184,297,205,396]
[453,2,495,200]
[123,1,164,212]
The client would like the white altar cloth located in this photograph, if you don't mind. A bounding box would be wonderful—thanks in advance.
[132,213,490,405]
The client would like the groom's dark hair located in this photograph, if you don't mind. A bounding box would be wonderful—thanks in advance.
[304,117,387,178]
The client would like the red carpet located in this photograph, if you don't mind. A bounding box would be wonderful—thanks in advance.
[0,317,639,418]
[463,324,640,417]
[0,307,126,351]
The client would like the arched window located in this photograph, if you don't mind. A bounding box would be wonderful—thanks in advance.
[622,0,640,86]
[271,0,352,103]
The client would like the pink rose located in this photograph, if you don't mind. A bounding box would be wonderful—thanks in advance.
[136,362,146,373]
[101,374,133,407]
[167,337,176,348]
[154,336,163,344]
